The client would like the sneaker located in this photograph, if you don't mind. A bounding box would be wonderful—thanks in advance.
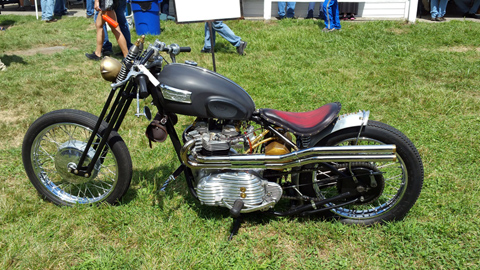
[236,41,247,56]
[464,13,479,19]
[322,27,336,32]
[45,18,58,23]
[0,62,6,71]
[17,6,26,11]
[85,52,102,61]
[55,11,71,16]
[275,16,285,20]
[200,48,211,53]
[306,10,314,19]
[86,14,94,18]
[102,49,113,56]
[435,17,446,21]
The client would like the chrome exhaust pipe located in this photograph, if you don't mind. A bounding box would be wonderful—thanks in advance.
[180,140,397,170]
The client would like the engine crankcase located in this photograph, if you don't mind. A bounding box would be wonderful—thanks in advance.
[196,171,282,210]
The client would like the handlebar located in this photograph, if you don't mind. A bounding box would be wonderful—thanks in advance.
[138,42,191,65]
[159,43,191,55]
[179,47,191,52]
[161,46,191,53]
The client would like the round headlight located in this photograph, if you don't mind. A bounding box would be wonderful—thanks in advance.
[100,57,122,82]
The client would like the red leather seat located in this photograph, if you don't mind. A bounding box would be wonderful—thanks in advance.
[259,102,341,136]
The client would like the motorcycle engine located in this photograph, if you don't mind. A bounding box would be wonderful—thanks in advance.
[184,119,283,212]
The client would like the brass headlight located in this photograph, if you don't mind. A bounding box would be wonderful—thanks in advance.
[100,57,122,82]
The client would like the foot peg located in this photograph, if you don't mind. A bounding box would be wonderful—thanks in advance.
[228,199,244,240]
[230,199,244,218]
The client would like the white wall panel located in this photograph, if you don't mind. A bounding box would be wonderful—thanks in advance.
[241,0,408,18]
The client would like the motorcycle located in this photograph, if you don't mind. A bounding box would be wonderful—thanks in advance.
[22,37,423,238]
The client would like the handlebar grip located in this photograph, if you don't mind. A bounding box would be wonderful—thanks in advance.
[135,75,150,99]
[161,47,191,53]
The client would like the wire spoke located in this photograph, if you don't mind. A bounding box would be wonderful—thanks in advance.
[31,122,118,204]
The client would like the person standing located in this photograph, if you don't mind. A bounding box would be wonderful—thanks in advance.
[85,0,129,60]
[41,0,57,23]
[277,2,296,19]
[323,0,341,31]
[430,0,448,21]
[95,0,133,56]
[160,0,169,15]
[54,0,69,17]
[201,21,247,56]
[453,0,480,18]
[306,2,322,19]
[86,0,95,18]
[339,2,358,20]
[17,0,26,11]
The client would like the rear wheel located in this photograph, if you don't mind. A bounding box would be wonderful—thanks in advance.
[299,121,423,225]
[22,109,132,205]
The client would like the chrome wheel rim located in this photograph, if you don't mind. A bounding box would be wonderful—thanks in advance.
[31,123,118,204]
[313,137,408,219]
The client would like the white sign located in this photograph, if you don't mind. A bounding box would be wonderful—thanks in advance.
[174,0,242,23]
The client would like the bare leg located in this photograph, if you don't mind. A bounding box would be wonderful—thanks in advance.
[95,12,105,57]
[105,10,128,57]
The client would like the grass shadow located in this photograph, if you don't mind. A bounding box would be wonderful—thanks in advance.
[0,19,16,29]
[120,159,337,229]
[1,54,27,66]
[212,42,237,54]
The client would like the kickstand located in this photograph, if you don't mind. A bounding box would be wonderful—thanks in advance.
[228,217,243,241]
[228,199,244,241]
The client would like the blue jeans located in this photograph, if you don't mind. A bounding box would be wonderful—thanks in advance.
[40,0,54,20]
[203,21,241,50]
[86,0,94,16]
[308,2,323,18]
[453,0,480,14]
[160,0,169,14]
[278,2,296,18]
[54,0,67,16]
[94,0,133,52]
[430,0,448,18]
[323,0,340,29]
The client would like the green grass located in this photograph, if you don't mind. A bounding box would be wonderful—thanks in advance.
[1,15,480,269]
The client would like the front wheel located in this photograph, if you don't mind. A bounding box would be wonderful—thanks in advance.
[299,121,424,225]
[22,109,132,206]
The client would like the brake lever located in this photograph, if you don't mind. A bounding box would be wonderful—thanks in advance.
[110,67,142,89]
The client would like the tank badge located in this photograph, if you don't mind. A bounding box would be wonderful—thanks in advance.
[160,84,192,104]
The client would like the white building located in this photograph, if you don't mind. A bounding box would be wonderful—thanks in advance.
[242,0,418,22]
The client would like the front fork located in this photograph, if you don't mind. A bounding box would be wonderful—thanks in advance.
[68,78,199,198]
[70,82,135,178]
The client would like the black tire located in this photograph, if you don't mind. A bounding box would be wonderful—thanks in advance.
[299,121,423,225]
[22,109,132,206]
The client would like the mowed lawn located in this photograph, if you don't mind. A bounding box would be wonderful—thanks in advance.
[1,15,479,269]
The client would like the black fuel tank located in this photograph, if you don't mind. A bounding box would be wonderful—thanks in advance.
[157,64,255,120]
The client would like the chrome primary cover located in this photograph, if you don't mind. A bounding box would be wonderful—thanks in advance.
[196,171,282,212]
